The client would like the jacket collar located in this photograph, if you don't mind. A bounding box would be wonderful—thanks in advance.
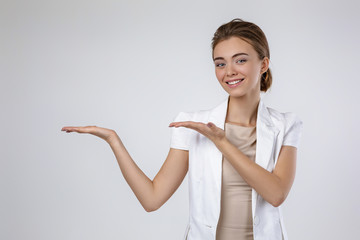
[207,94,279,175]
[208,95,274,130]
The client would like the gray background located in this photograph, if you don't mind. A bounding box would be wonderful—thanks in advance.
[1,0,359,239]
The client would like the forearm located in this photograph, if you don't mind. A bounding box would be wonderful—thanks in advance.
[216,138,284,207]
[107,133,155,212]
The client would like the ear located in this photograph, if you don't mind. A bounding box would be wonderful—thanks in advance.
[261,57,270,74]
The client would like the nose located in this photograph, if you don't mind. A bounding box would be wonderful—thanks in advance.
[226,63,237,77]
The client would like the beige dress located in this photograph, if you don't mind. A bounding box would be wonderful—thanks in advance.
[216,122,257,240]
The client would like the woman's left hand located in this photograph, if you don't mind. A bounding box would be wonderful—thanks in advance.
[169,121,226,146]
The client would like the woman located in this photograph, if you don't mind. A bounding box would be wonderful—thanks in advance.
[62,18,303,240]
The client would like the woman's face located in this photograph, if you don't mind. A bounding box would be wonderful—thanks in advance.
[213,36,268,98]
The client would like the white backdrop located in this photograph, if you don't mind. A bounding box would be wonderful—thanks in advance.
[1,0,359,239]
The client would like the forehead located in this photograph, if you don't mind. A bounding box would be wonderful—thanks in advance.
[213,36,255,58]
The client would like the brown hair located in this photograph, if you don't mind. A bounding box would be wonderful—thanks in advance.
[212,18,272,92]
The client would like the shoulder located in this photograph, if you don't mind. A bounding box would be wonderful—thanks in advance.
[265,105,304,148]
[267,106,301,123]
[266,105,303,133]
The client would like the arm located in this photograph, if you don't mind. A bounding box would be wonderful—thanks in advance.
[169,120,297,207]
[108,133,189,212]
[61,126,189,212]
[216,138,297,207]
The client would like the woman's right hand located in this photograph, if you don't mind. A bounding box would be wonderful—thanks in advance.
[61,125,116,143]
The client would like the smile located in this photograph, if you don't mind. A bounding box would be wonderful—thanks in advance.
[226,78,244,88]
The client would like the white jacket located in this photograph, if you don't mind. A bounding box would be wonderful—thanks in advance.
[170,95,303,240]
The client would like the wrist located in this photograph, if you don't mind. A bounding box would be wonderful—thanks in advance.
[215,136,229,150]
[106,130,120,145]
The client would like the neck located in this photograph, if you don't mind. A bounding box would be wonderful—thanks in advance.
[225,94,260,127]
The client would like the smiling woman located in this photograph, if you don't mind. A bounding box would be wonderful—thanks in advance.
[61,18,302,240]
[169,19,302,240]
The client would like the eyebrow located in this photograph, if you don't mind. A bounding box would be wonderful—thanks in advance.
[213,52,249,61]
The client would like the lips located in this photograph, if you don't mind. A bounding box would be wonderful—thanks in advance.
[226,78,244,84]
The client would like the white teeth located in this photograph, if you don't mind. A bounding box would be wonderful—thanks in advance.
[227,79,243,85]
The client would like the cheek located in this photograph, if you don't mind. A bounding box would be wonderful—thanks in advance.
[215,69,225,81]
[241,65,259,80]
[237,65,251,75]
[249,64,262,77]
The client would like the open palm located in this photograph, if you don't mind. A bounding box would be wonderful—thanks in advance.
[61,125,115,143]
[169,121,226,145]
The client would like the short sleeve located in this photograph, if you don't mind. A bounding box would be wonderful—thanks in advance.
[169,111,192,151]
[282,113,303,148]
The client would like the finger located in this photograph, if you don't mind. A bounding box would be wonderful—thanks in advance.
[177,122,210,136]
[168,122,178,127]
[61,127,80,133]
[170,121,217,133]
[61,126,96,133]
[169,121,190,127]
[170,121,198,129]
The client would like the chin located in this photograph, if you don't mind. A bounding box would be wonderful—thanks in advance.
[229,92,247,98]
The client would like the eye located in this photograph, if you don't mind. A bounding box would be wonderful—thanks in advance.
[215,63,225,67]
[236,59,247,63]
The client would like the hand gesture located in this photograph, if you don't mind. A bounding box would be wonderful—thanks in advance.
[61,125,116,143]
[169,121,226,146]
